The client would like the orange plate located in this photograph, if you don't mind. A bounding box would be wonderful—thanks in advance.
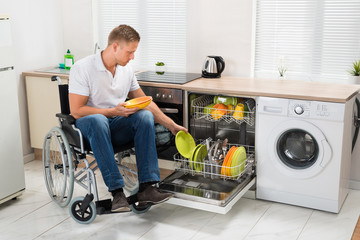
[225,147,238,176]
[125,96,152,109]
[221,146,236,176]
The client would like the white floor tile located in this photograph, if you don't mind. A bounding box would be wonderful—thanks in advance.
[191,198,272,240]
[298,190,360,240]
[140,205,216,240]
[24,160,49,194]
[1,160,359,240]
[37,202,178,240]
[0,189,50,231]
[0,201,70,240]
[244,202,313,240]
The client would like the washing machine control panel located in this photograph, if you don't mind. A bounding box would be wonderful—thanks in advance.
[288,100,345,121]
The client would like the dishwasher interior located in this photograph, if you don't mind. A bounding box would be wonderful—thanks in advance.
[159,93,256,213]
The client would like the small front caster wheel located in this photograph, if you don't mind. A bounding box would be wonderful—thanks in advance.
[129,188,151,214]
[130,202,152,214]
[69,196,96,224]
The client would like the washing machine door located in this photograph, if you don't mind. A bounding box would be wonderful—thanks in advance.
[268,119,332,179]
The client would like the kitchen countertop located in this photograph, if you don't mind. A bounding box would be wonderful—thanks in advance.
[183,76,360,103]
[23,69,359,103]
[23,69,184,89]
[23,69,70,80]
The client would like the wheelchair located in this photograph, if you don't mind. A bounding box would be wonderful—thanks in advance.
[42,76,152,224]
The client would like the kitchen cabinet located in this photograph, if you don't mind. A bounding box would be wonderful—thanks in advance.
[24,73,68,149]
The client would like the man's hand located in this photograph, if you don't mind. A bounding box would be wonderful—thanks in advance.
[169,123,188,136]
[113,102,139,117]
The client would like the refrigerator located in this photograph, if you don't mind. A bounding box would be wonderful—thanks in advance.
[0,15,25,204]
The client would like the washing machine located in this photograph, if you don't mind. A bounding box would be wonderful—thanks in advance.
[255,96,355,213]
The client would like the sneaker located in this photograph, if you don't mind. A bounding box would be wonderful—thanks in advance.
[137,185,174,205]
[111,192,131,212]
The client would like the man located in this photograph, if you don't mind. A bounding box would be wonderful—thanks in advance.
[69,24,187,212]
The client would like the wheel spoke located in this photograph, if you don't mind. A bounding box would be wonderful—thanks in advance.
[43,128,74,207]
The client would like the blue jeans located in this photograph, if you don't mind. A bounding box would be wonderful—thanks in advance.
[75,110,160,192]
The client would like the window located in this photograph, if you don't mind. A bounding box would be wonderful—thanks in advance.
[254,0,360,83]
[95,0,187,72]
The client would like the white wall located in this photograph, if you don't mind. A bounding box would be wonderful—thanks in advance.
[61,0,255,76]
[0,0,64,159]
[61,0,94,61]
[187,0,254,77]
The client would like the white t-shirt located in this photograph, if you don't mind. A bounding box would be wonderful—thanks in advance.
[69,52,140,109]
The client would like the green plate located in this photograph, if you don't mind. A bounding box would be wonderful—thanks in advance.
[175,131,196,158]
[189,144,202,170]
[194,144,207,172]
[230,146,247,177]
[214,96,238,106]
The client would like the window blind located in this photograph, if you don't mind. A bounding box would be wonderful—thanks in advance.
[254,0,360,83]
[96,0,187,72]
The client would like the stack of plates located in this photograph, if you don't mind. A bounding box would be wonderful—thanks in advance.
[175,131,246,177]
[221,146,247,178]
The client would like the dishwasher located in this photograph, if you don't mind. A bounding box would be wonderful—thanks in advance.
[159,92,256,214]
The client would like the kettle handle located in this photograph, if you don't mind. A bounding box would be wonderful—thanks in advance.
[215,56,225,74]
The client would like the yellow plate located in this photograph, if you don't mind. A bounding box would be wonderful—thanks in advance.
[193,144,207,172]
[175,131,196,158]
[231,146,247,177]
[189,144,202,170]
[124,96,152,109]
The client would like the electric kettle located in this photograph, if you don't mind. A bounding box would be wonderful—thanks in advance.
[202,56,225,78]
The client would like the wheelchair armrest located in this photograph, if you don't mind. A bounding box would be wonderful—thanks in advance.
[56,113,76,125]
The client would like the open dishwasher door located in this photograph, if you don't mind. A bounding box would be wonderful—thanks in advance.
[158,159,255,214]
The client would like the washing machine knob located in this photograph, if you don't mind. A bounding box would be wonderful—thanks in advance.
[294,105,304,115]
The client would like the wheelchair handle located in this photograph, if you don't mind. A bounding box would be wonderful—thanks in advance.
[51,75,62,85]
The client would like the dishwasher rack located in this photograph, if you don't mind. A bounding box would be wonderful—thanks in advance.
[159,138,255,209]
[192,95,256,126]
[173,139,255,181]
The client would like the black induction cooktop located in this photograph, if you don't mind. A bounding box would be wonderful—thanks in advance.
[135,71,201,84]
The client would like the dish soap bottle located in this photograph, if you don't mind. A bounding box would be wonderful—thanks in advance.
[64,49,74,70]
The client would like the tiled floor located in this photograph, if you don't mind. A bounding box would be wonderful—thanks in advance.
[1,160,360,240]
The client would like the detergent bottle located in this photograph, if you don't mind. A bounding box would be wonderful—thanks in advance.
[64,49,74,70]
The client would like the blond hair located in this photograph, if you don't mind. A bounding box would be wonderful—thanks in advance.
[107,25,140,46]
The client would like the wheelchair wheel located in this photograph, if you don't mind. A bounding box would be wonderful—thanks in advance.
[116,149,139,192]
[129,188,151,214]
[69,196,96,224]
[43,127,74,207]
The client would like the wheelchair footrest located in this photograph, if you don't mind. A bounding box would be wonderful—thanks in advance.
[127,194,139,205]
[96,199,113,215]
[96,194,154,215]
